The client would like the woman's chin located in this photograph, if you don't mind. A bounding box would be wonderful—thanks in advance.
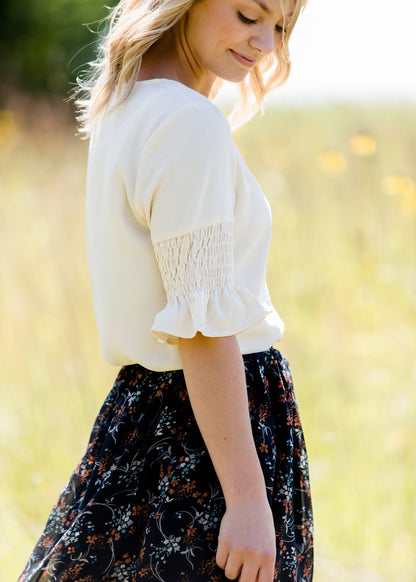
[217,69,250,84]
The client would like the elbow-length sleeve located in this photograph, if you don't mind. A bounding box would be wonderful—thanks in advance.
[136,103,271,344]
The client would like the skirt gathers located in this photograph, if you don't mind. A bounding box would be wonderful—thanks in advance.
[18,348,313,582]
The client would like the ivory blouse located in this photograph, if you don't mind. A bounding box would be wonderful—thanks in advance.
[86,79,284,371]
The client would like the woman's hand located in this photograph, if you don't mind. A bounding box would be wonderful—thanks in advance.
[216,498,276,582]
[178,334,276,581]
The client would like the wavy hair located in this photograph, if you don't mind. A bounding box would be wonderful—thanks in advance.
[74,0,307,135]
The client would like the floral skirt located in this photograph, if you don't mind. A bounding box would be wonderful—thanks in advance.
[19,348,313,582]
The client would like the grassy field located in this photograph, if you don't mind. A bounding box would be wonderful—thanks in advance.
[1,99,415,581]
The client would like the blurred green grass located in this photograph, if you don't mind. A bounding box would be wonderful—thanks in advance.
[1,101,415,581]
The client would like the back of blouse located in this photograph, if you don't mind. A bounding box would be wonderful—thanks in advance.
[86,78,284,371]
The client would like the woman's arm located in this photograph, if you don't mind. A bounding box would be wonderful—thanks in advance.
[178,334,276,582]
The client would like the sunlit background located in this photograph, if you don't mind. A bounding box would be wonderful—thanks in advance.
[273,0,416,104]
[1,0,415,581]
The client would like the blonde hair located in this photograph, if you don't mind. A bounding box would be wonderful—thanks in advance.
[75,0,306,135]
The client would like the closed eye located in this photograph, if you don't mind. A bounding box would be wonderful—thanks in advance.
[238,11,258,25]
[239,11,287,33]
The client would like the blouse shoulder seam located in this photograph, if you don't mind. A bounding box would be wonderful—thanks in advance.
[142,101,230,151]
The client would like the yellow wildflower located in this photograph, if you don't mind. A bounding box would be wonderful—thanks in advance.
[316,149,347,176]
[382,174,416,215]
[382,175,416,197]
[349,134,377,157]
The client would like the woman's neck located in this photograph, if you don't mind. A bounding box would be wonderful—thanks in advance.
[137,25,216,98]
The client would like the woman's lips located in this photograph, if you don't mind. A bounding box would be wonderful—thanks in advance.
[229,49,257,67]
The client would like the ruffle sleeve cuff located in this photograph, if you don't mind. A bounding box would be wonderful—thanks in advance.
[151,285,271,344]
[151,223,270,344]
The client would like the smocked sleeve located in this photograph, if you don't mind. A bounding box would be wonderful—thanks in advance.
[136,103,271,344]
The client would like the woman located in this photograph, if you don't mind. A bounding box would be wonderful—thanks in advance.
[19,0,313,581]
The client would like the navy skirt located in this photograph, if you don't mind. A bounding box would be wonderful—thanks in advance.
[18,348,313,581]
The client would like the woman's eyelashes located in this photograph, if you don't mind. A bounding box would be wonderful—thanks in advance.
[238,11,257,25]
[238,11,286,33]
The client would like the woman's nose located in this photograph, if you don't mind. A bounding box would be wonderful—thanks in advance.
[249,27,276,56]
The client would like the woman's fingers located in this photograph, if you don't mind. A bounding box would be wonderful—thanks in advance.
[238,561,260,582]
[215,544,229,570]
[256,558,276,582]
[235,551,275,582]
[216,545,241,580]
[217,548,275,582]
[216,500,276,582]
[224,556,242,580]
[221,557,274,582]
